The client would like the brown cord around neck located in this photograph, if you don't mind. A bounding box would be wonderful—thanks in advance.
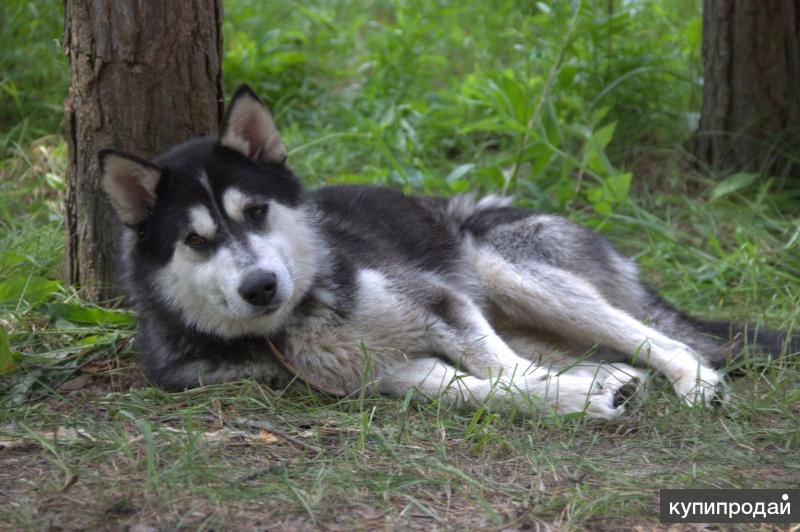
[267,339,345,397]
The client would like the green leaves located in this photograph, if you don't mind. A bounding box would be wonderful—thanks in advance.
[445,164,475,193]
[709,172,759,202]
[0,275,60,309]
[588,122,617,155]
[582,121,617,175]
[0,328,19,375]
[586,172,632,216]
[47,303,135,328]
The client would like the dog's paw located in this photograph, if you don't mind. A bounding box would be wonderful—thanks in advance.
[545,375,626,420]
[672,364,726,406]
[599,364,646,408]
[585,389,627,419]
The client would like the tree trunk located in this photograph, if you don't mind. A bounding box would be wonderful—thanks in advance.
[694,0,800,178]
[64,0,224,301]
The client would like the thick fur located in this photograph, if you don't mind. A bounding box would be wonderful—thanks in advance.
[101,85,797,419]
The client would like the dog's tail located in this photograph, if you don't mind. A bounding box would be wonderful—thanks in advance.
[645,291,799,370]
[431,193,515,235]
[697,319,799,368]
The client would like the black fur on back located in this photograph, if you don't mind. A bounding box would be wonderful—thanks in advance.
[461,206,533,237]
[311,185,462,275]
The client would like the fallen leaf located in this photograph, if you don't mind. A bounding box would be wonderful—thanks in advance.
[81,359,118,375]
[255,430,279,444]
[201,428,249,444]
[128,524,157,532]
[0,427,96,450]
[53,427,96,442]
[61,473,78,492]
[60,374,92,391]
[0,437,31,450]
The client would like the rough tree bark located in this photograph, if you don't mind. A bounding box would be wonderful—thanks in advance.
[694,0,800,178]
[64,0,224,301]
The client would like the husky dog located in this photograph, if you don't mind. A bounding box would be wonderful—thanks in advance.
[100,85,794,419]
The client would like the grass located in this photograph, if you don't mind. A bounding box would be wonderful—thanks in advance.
[1,0,798,529]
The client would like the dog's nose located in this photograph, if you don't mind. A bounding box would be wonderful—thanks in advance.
[238,270,278,307]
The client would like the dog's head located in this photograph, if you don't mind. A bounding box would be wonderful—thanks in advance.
[100,85,318,338]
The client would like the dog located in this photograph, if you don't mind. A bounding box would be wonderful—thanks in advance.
[99,85,795,419]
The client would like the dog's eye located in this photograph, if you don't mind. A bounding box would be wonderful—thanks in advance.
[244,204,268,222]
[185,233,209,249]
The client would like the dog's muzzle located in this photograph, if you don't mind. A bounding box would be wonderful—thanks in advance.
[238,269,279,310]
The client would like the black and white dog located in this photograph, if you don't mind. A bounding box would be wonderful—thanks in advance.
[100,85,794,419]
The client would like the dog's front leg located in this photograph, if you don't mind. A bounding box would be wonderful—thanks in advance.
[379,357,626,419]
[424,291,551,383]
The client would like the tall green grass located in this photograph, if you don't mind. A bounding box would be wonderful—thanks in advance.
[0,0,67,143]
[223,0,705,213]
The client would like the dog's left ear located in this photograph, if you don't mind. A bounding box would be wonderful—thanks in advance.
[221,85,287,164]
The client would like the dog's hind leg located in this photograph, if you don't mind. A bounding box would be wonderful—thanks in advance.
[470,247,723,406]
[379,357,626,419]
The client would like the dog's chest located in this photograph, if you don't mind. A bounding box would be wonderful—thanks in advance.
[282,268,441,395]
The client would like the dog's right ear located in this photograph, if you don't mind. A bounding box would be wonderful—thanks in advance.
[220,84,287,164]
[99,149,163,226]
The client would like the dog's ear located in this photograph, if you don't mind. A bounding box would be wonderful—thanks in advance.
[220,85,287,164]
[99,149,163,226]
